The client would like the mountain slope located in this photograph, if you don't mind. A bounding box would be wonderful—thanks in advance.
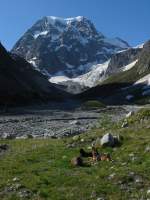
[0,42,68,105]
[49,46,141,94]
[12,16,130,78]
[76,41,150,103]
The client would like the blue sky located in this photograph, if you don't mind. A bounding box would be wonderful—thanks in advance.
[0,0,150,50]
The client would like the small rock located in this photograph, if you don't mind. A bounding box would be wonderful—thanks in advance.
[18,189,31,198]
[62,155,67,159]
[121,121,128,128]
[147,189,150,194]
[80,138,85,142]
[16,135,28,139]
[12,177,19,182]
[72,135,80,141]
[126,111,134,118]
[108,173,116,180]
[87,146,92,150]
[66,143,76,148]
[69,120,81,125]
[145,146,150,152]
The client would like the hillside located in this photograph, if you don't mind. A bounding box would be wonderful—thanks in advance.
[0,43,68,106]
[0,108,150,200]
[76,41,150,104]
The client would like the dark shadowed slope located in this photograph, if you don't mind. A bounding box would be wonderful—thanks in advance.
[0,42,69,106]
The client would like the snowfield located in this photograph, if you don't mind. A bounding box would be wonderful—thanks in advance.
[135,74,150,86]
[121,60,138,71]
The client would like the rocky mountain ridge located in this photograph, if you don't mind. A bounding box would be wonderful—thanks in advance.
[12,16,129,79]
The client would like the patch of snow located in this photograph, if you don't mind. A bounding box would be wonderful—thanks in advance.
[55,44,72,51]
[134,43,144,49]
[28,60,38,69]
[34,30,49,39]
[134,74,150,86]
[46,16,84,26]
[31,57,37,60]
[121,60,138,71]
[49,76,71,84]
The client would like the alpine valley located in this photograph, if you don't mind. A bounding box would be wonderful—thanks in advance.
[0,14,150,200]
[0,16,149,104]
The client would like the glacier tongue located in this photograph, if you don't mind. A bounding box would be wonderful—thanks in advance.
[49,58,138,94]
[49,60,110,88]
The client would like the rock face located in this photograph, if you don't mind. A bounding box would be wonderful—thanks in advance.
[105,48,141,75]
[12,16,129,78]
[0,42,67,105]
[76,41,150,101]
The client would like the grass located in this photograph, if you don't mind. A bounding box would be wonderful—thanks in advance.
[0,108,150,200]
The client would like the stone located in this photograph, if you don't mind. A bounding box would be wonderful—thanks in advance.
[108,173,116,180]
[62,155,67,159]
[80,138,85,142]
[100,133,115,147]
[147,189,150,194]
[12,177,19,182]
[69,120,81,125]
[121,121,128,128]
[126,111,134,118]
[72,135,80,141]
[145,146,150,152]
[66,143,76,148]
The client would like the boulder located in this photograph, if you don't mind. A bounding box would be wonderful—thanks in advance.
[100,133,115,147]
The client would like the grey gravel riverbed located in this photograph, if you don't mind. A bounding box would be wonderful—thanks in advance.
[0,104,145,139]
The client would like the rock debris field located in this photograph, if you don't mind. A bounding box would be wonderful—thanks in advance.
[0,105,142,139]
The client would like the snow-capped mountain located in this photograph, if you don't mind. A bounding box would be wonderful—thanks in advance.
[12,16,130,78]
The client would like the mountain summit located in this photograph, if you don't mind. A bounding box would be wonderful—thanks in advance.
[12,16,130,77]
